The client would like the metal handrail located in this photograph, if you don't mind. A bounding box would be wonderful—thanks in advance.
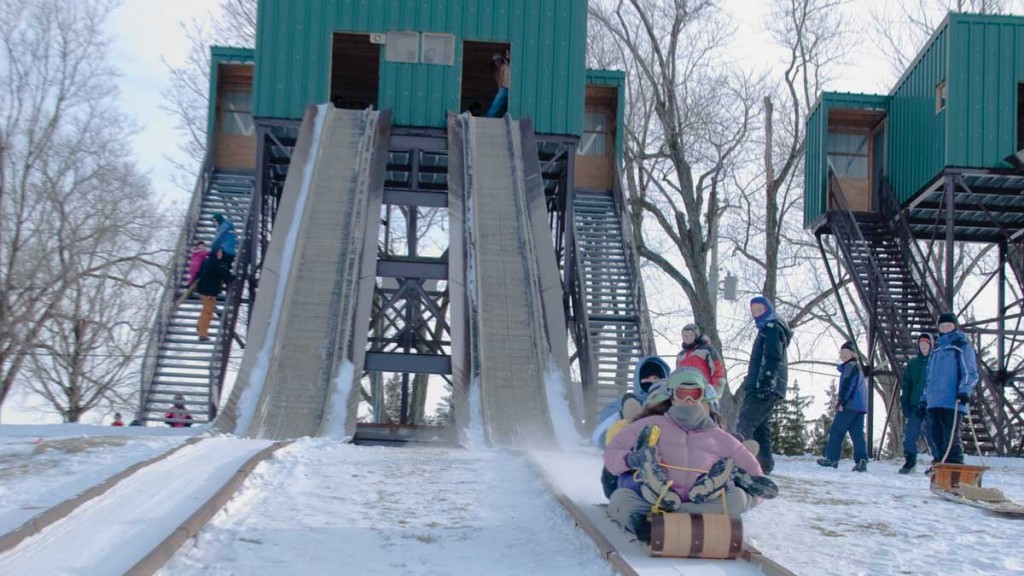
[137,157,213,422]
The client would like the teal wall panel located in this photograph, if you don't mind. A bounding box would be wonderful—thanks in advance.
[947,15,1024,169]
[254,0,587,135]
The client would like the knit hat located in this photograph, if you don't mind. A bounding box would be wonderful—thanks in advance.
[643,382,672,407]
[918,333,934,344]
[937,312,957,326]
[681,323,701,337]
[213,213,225,224]
[840,340,857,353]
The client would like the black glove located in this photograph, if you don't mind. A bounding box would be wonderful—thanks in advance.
[756,378,775,400]
[956,392,970,404]
[626,446,656,470]
[916,402,927,419]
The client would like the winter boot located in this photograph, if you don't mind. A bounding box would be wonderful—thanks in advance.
[816,457,838,468]
[629,511,652,544]
[637,456,682,511]
[853,459,868,472]
[732,466,779,499]
[687,458,735,504]
[621,394,643,421]
[898,453,917,475]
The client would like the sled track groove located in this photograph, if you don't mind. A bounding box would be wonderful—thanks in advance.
[527,456,798,576]
[125,440,292,575]
[0,436,205,554]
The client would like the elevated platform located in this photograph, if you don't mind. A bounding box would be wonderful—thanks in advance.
[906,168,1024,243]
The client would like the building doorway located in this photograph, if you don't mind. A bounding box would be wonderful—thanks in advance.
[330,33,380,110]
[461,41,510,117]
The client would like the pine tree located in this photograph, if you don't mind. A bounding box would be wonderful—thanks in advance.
[771,379,812,455]
[807,379,853,458]
[383,373,403,423]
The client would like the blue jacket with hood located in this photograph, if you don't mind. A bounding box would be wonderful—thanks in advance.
[591,355,671,448]
[742,303,792,398]
[924,330,979,413]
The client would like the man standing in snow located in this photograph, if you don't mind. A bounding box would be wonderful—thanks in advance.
[899,333,937,473]
[734,296,792,475]
[919,313,978,465]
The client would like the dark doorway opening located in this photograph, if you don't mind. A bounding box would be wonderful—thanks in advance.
[1017,83,1024,152]
[331,33,380,110]
[461,41,510,117]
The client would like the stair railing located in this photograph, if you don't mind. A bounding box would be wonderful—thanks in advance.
[209,175,256,418]
[612,166,656,356]
[828,171,918,384]
[137,156,213,423]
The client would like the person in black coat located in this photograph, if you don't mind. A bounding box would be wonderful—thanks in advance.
[734,296,792,475]
[194,253,223,342]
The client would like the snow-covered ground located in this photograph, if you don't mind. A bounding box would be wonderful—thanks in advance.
[2,426,1023,576]
[0,425,190,535]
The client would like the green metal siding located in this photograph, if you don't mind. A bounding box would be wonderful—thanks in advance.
[947,14,1024,169]
[585,69,625,162]
[253,0,587,135]
[803,93,889,227]
[887,21,949,205]
[207,46,256,145]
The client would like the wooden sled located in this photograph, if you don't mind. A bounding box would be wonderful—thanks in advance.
[649,512,744,559]
[929,463,1024,517]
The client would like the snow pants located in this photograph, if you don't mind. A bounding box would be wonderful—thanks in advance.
[823,410,868,462]
[735,391,778,474]
[903,410,937,457]
[198,295,217,338]
[929,408,964,464]
[608,487,753,532]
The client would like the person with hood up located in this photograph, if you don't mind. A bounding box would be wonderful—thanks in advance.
[208,214,237,282]
[735,296,792,475]
[918,313,978,465]
[817,341,869,471]
[604,367,777,543]
[899,333,937,474]
[595,356,671,498]
[111,412,124,427]
[592,355,672,449]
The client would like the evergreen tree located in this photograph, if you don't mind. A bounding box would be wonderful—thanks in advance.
[807,379,853,458]
[383,373,403,423]
[771,379,812,455]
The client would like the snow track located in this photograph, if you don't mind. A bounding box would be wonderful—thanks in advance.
[0,438,279,575]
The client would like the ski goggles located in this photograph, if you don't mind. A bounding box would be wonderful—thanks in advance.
[673,385,705,404]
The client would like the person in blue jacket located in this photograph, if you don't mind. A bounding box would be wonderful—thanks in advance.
[735,296,792,475]
[818,340,869,471]
[596,355,671,498]
[918,313,979,465]
[208,213,238,282]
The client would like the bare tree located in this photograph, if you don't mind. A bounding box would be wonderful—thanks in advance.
[0,0,166,415]
[162,0,258,176]
[871,0,1024,78]
[589,0,759,353]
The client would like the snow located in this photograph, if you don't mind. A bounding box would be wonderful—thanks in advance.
[320,359,354,439]
[2,424,1023,576]
[544,359,587,451]
[465,375,486,449]
[233,104,328,436]
[0,437,273,575]
[159,439,615,576]
[0,427,188,535]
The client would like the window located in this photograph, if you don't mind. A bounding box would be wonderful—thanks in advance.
[580,112,609,156]
[219,92,254,136]
[827,132,868,179]
[421,33,454,66]
[385,31,419,63]
[936,81,947,113]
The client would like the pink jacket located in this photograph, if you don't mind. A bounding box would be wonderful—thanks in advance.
[604,414,763,502]
[188,250,210,285]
